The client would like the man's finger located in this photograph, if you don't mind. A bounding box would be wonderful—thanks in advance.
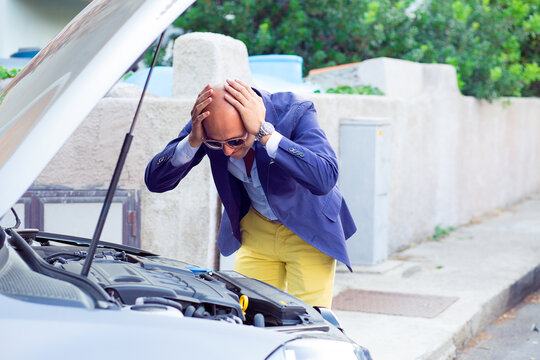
[196,111,210,122]
[192,87,212,118]
[234,79,256,96]
[225,82,248,105]
[199,84,211,95]
[196,88,213,104]
[195,88,214,104]
[228,79,249,94]
[195,97,212,114]
[224,92,244,111]
[226,79,250,95]
[193,111,210,129]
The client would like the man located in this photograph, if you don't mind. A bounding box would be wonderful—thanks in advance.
[145,79,356,307]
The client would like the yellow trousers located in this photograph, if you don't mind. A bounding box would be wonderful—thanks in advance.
[234,207,336,308]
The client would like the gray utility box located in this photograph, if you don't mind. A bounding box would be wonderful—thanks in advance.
[339,118,391,266]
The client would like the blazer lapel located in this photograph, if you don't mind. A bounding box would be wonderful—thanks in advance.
[254,141,271,195]
[208,150,247,225]
[208,150,232,202]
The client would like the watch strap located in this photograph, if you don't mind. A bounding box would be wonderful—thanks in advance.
[256,122,274,141]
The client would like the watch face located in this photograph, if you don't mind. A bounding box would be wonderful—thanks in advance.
[263,122,274,133]
[257,122,274,141]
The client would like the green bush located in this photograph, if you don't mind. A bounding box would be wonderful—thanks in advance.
[430,225,456,241]
[173,0,417,72]
[0,66,20,80]
[315,85,385,95]
[409,0,540,99]
[173,0,539,100]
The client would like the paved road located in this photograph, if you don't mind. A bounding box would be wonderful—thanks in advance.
[456,289,540,360]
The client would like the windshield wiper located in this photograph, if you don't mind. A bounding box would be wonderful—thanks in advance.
[80,31,166,277]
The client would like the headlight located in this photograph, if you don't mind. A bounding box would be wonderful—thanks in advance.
[266,338,371,360]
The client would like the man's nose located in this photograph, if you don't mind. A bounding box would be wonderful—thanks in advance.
[222,144,235,156]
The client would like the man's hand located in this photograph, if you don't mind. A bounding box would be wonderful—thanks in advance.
[188,84,213,147]
[224,79,266,136]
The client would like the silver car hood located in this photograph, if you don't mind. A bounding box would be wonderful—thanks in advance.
[0,293,292,359]
[0,0,194,217]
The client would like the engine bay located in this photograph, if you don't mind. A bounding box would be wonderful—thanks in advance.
[21,232,328,329]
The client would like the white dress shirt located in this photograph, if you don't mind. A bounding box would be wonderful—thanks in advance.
[171,132,284,220]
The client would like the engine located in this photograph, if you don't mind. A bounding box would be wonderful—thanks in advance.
[32,243,327,329]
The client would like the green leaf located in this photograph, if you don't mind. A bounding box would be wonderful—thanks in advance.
[490,66,503,82]
[170,0,539,100]
[0,66,20,80]
[324,85,384,95]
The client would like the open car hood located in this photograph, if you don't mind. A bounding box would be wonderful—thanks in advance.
[0,0,195,217]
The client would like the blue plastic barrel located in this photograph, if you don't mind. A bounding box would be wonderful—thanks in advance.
[10,49,40,58]
[248,55,303,84]
[123,66,173,97]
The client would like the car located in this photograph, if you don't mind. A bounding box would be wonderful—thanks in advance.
[0,1,371,359]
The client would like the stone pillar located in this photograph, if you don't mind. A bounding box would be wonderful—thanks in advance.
[172,32,254,97]
[168,32,255,268]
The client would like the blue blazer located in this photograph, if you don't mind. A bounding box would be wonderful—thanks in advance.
[145,89,356,270]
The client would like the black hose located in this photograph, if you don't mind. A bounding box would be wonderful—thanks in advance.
[184,305,195,317]
[254,313,265,328]
[44,251,86,262]
[0,227,5,249]
[194,305,207,318]
[5,228,115,308]
[48,257,68,264]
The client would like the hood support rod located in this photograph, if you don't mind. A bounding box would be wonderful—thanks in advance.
[81,31,166,277]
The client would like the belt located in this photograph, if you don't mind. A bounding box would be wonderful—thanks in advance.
[251,206,281,225]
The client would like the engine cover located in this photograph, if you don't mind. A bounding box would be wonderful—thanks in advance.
[32,243,327,328]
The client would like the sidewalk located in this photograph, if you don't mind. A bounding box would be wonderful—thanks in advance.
[332,192,540,360]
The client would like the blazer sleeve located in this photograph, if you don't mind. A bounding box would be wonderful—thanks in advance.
[273,101,339,196]
[144,122,206,193]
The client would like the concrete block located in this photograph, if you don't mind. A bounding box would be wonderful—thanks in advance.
[307,64,359,88]
[307,57,461,98]
[359,57,424,97]
[422,63,460,95]
[172,32,253,97]
[105,82,156,98]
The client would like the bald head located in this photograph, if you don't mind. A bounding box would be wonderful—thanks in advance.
[203,85,244,141]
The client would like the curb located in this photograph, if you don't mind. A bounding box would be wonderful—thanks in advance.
[425,263,540,360]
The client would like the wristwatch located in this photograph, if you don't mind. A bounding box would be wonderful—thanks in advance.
[255,122,275,141]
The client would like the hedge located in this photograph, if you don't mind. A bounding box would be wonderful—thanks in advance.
[171,0,539,100]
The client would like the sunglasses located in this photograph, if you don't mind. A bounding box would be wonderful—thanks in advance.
[203,134,248,150]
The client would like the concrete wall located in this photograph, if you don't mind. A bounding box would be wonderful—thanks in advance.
[305,93,540,253]
[34,32,540,267]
